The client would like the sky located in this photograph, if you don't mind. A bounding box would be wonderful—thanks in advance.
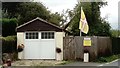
[34,0,119,30]
[100,0,119,30]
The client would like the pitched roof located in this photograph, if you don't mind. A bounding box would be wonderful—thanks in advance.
[17,17,64,32]
[17,17,63,29]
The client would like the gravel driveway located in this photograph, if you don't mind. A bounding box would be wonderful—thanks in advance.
[12,60,66,66]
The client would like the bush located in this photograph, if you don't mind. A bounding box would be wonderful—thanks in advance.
[0,18,18,37]
[112,37,120,54]
[94,54,119,63]
[2,52,18,62]
[1,36,17,53]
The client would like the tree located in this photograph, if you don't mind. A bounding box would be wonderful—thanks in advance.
[111,30,120,37]
[2,0,32,18]
[16,2,50,25]
[66,1,111,36]
[2,2,22,18]
[2,2,64,26]
[48,12,63,26]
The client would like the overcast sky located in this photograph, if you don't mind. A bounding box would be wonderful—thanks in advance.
[101,0,119,30]
[34,0,119,30]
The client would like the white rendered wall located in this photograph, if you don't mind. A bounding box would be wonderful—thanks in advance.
[17,32,24,59]
[55,32,65,60]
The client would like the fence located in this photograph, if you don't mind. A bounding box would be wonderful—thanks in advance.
[63,36,112,61]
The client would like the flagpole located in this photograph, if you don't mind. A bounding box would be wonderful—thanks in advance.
[80,7,82,37]
[80,30,82,36]
[78,0,82,37]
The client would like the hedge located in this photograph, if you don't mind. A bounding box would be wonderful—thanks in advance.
[1,36,17,53]
[111,37,120,54]
[0,18,18,37]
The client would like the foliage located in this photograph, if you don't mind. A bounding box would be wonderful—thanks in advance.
[2,10,9,18]
[57,61,73,65]
[2,2,21,18]
[111,37,120,54]
[0,18,18,37]
[94,54,120,63]
[2,0,31,18]
[111,30,120,37]
[2,2,64,26]
[1,36,17,53]
[16,2,50,25]
[2,52,18,62]
[66,2,111,36]
[49,12,63,26]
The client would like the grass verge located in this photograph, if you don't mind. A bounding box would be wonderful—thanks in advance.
[94,54,120,63]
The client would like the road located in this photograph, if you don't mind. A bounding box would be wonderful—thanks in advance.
[97,59,119,68]
[63,59,120,68]
[98,59,119,66]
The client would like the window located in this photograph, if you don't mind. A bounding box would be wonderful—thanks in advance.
[26,32,38,39]
[41,32,54,39]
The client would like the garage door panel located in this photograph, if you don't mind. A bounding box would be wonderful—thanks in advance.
[40,40,55,59]
[24,32,55,59]
[24,41,41,59]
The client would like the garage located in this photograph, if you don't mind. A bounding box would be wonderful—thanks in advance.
[17,17,65,60]
[24,32,55,59]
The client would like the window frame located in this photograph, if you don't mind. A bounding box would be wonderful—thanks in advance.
[25,32,39,39]
[41,31,55,39]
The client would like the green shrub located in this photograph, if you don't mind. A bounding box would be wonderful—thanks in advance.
[112,37,120,54]
[1,36,17,53]
[95,54,119,63]
[0,18,18,37]
[97,57,107,62]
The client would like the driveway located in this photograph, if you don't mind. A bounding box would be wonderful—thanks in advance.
[11,60,66,66]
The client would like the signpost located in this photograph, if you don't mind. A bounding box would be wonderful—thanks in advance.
[83,37,91,62]
[83,38,91,46]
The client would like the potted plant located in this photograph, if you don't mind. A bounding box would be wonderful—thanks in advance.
[56,47,62,53]
[17,44,24,52]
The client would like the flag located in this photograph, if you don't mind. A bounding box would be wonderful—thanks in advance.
[79,7,89,34]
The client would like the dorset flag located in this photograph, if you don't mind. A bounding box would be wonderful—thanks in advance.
[79,7,89,34]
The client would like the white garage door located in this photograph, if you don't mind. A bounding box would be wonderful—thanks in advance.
[24,32,55,59]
